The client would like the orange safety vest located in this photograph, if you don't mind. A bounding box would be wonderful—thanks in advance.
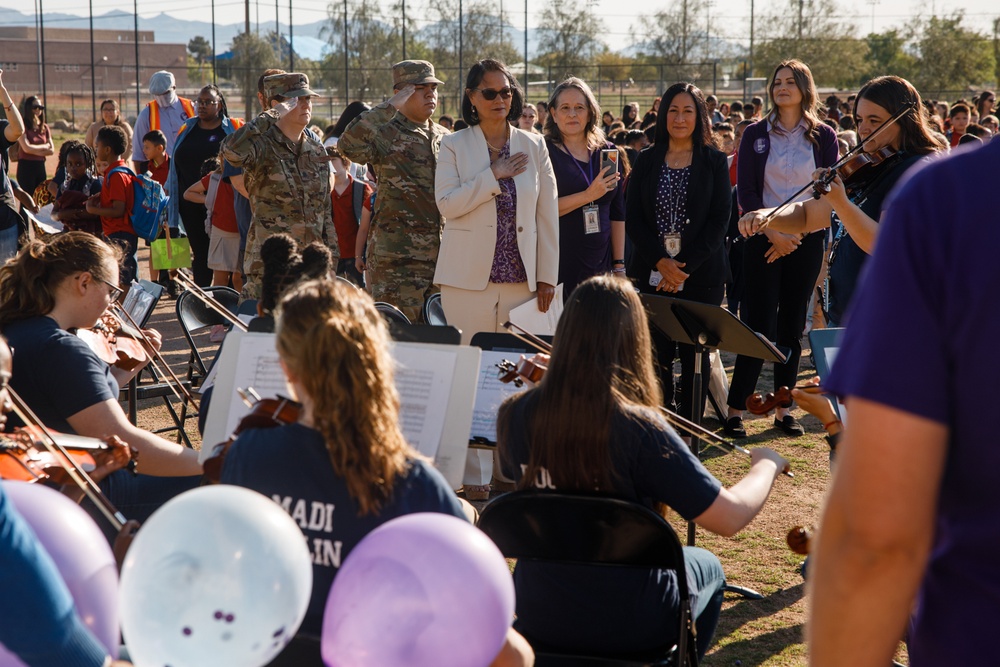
[147,97,196,131]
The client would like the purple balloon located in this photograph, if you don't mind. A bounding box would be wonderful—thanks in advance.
[0,482,119,664]
[322,513,514,667]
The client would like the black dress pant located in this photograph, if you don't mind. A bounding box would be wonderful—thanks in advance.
[16,159,47,199]
[180,199,213,286]
[650,283,725,422]
[727,231,825,411]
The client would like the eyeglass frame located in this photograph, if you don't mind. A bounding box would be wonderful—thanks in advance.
[474,87,513,101]
[99,278,124,302]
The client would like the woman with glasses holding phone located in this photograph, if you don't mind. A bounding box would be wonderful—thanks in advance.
[0,232,202,531]
[166,84,244,286]
[544,77,625,299]
[16,95,54,197]
[434,58,558,499]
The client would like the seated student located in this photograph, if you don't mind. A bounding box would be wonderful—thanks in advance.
[50,141,103,236]
[183,156,243,342]
[86,126,138,287]
[0,232,202,533]
[141,129,176,295]
[327,147,373,288]
[220,277,531,666]
[497,275,789,660]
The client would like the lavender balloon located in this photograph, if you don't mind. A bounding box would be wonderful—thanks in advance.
[322,513,514,667]
[0,481,119,665]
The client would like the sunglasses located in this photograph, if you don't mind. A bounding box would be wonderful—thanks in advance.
[32,105,45,110]
[475,87,513,101]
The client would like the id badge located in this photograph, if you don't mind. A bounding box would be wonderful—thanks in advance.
[583,204,600,235]
[649,270,662,287]
[664,233,682,258]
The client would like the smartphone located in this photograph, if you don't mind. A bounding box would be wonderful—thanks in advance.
[600,148,619,176]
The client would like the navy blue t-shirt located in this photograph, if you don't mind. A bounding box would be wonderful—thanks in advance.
[825,153,924,325]
[220,423,466,636]
[4,316,118,433]
[499,392,721,653]
[826,140,1000,666]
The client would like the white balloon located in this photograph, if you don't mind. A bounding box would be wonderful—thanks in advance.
[119,486,313,667]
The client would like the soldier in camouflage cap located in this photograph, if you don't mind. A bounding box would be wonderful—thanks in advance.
[339,60,449,323]
[221,73,336,300]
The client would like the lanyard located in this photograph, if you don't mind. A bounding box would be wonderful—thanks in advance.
[570,150,595,185]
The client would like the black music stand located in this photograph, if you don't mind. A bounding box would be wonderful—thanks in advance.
[642,294,788,600]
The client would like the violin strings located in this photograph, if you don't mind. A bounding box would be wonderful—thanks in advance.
[7,389,126,529]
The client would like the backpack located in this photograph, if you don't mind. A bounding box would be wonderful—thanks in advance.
[107,166,169,242]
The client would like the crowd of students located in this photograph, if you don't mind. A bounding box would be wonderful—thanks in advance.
[0,54,994,666]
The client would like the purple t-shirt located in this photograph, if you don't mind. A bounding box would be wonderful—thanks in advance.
[825,140,1000,666]
[546,140,625,298]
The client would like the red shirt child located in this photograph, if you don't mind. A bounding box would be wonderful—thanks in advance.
[331,174,373,260]
[200,174,238,233]
[96,159,134,237]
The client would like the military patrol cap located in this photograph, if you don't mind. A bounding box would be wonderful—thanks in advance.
[264,73,319,100]
[391,60,444,89]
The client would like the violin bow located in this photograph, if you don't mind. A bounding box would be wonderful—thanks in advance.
[501,321,552,354]
[110,304,200,412]
[173,270,249,332]
[758,101,919,228]
[6,388,127,530]
[657,407,793,477]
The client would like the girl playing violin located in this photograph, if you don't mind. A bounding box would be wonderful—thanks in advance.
[496,275,789,660]
[0,232,201,528]
[219,277,532,666]
[739,76,946,326]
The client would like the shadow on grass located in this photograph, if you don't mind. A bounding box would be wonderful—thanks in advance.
[703,623,806,666]
[721,582,805,631]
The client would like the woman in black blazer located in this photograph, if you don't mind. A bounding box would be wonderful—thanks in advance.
[626,82,731,420]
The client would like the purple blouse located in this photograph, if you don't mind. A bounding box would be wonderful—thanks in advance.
[489,141,527,283]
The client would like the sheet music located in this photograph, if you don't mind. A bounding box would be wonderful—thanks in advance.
[508,284,564,336]
[392,344,456,459]
[470,349,530,443]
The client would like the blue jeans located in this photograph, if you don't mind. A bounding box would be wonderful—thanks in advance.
[684,546,727,658]
[0,222,18,263]
[87,471,201,543]
[107,231,138,286]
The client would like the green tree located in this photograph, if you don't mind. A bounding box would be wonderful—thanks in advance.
[230,31,281,120]
[536,0,603,74]
[913,14,995,97]
[752,0,865,88]
[630,0,712,66]
[322,0,408,105]
[859,29,917,85]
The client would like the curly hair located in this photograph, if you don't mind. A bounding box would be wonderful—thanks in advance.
[275,278,415,515]
[259,233,334,316]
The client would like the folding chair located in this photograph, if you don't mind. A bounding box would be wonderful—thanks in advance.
[374,302,411,325]
[477,491,697,667]
[175,286,241,384]
[423,292,448,326]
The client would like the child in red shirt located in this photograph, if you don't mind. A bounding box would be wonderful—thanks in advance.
[328,147,373,287]
[142,129,173,290]
[86,125,137,286]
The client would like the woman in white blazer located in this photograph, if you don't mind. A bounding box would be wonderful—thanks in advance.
[434,59,559,347]
[434,58,559,500]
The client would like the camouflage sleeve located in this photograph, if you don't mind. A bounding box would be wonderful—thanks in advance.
[220,110,279,168]
[338,103,396,166]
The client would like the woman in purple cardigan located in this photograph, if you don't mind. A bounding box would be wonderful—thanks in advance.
[724,60,838,438]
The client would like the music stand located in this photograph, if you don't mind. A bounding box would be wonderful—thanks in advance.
[642,294,788,600]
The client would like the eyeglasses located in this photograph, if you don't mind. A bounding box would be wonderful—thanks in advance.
[521,112,536,118]
[475,88,513,101]
[197,99,219,107]
[32,105,45,110]
[100,278,124,302]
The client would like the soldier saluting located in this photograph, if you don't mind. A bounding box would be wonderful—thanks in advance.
[339,60,449,323]
[221,73,336,300]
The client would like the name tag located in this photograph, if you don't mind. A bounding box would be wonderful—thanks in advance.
[583,204,600,235]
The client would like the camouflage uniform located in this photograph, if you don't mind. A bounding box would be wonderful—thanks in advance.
[220,73,335,300]
[338,60,448,323]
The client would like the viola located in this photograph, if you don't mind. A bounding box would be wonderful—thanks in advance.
[202,391,302,484]
[0,425,101,484]
[812,146,901,198]
[786,525,813,555]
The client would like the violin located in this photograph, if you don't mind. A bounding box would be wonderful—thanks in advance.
[76,310,148,371]
[3,387,130,531]
[202,389,302,484]
[812,146,900,198]
[746,384,825,416]
[496,353,549,388]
